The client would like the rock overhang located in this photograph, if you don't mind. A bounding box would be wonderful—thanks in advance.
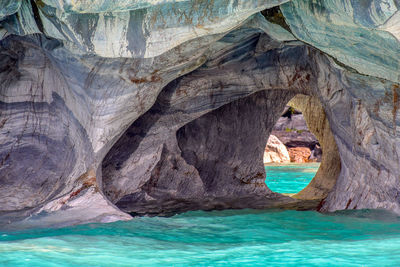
[0,0,400,228]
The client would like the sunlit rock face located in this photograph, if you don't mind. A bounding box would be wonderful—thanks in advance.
[0,0,400,227]
[2,0,289,58]
[264,135,291,164]
[281,0,400,83]
[288,94,341,200]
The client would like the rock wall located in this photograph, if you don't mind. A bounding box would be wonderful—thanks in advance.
[121,89,297,215]
[287,147,312,163]
[273,112,319,148]
[1,0,400,228]
[288,94,341,200]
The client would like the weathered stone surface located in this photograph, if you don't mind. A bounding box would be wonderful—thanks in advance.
[108,90,298,215]
[1,0,290,58]
[1,0,400,228]
[0,0,21,20]
[317,76,400,213]
[274,113,308,131]
[0,6,302,227]
[263,135,291,164]
[271,111,320,156]
[288,94,341,200]
[272,130,319,149]
[268,108,322,163]
[281,0,400,83]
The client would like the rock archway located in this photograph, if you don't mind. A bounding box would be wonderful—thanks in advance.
[287,94,341,201]
[101,33,400,215]
[1,0,400,228]
[101,91,342,216]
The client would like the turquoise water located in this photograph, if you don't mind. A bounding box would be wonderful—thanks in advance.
[265,163,320,193]
[2,164,400,266]
[2,209,400,266]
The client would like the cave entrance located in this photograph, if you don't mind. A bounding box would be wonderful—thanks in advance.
[264,104,321,195]
[264,94,341,200]
[102,89,341,215]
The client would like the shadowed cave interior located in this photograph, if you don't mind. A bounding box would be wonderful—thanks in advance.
[101,89,341,216]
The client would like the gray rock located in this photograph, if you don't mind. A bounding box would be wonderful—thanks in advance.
[272,111,320,154]
[0,0,400,228]
[271,130,319,149]
[274,114,309,131]
[109,90,297,216]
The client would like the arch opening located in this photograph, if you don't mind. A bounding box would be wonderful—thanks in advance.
[101,89,342,216]
[264,94,341,201]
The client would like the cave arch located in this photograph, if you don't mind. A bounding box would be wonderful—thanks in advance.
[288,94,341,201]
[1,1,400,229]
[101,88,342,215]
[264,94,341,201]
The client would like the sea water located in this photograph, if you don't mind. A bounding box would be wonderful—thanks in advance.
[265,162,320,193]
[1,164,400,266]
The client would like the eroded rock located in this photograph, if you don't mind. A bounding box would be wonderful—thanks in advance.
[1,0,400,228]
[288,94,341,200]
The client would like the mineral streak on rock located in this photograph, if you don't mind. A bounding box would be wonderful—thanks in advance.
[1,0,400,228]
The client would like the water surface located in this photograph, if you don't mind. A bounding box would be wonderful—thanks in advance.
[1,163,399,266]
[1,209,400,266]
[265,163,320,193]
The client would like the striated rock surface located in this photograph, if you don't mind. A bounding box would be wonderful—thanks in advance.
[281,0,400,83]
[289,94,341,200]
[272,130,319,150]
[0,0,400,228]
[102,72,298,215]
[264,135,291,164]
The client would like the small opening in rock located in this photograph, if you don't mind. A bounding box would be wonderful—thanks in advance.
[264,105,321,195]
[264,94,341,200]
[261,6,292,33]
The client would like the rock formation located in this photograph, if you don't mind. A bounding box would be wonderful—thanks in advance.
[288,94,341,201]
[288,147,312,163]
[0,0,400,228]
[263,135,291,164]
[270,107,322,162]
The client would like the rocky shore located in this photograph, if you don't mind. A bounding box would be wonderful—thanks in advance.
[264,108,322,164]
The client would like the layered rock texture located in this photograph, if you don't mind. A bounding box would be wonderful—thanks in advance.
[1,0,400,228]
[289,94,341,200]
